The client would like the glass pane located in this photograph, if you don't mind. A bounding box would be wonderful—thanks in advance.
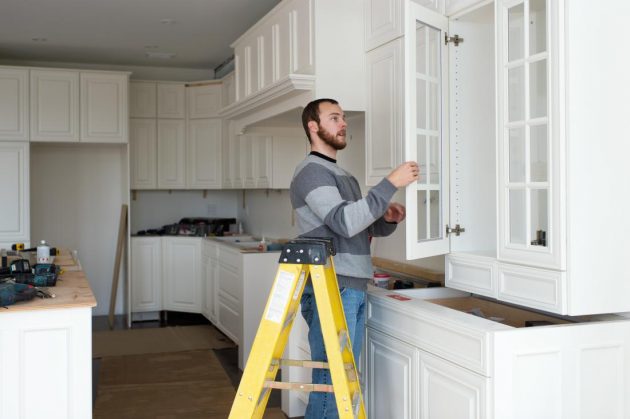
[428,27,439,78]
[429,136,440,184]
[416,22,427,75]
[417,135,427,184]
[508,65,525,122]
[416,79,427,130]
[530,59,547,118]
[508,3,525,61]
[509,189,526,245]
[430,190,441,239]
[530,124,548,182]
[530,189,548,246]
[509,127,526,182]
[417,190,428,241]
[529,0,547,55]
[428,82,439,130]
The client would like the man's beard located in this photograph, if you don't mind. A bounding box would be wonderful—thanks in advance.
[317,126,347,150]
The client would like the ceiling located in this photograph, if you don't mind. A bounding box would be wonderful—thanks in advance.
[0,0,281,70]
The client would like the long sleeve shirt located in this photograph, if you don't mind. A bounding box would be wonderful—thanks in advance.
[289,152,398,290]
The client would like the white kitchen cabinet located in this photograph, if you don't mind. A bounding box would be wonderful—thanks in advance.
[157,119,186,189]
[240,135,255,189]
[221,120,234,188]
[30,69,79,142]
[162,237,203,313]
[0,142,29,248]
[187,82,222,119]
[129,81,157,118]
[240,134,273,189]
[130,237,162,312]
[202,240,219,323]
[129,119,157,189]
[365,327,418,419]
[271,134,308,189]
[368,0,630,315]
[186,118,222,188]
[216,245,243,344]
[222,0,365,127]
[80,72,128,143]
[157,83,186,119]
[0,66,29,141]
[221,71,236,109]
[367,287,630,419]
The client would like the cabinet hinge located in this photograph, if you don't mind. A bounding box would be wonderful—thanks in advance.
[444,33,464,46]
[446,224,466,237]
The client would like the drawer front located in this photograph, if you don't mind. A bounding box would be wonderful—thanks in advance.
[446,254,497,298]
[498,263,566,314]
[367,296,490,376]
[218,266,241,305]
[217,300,240,344]
[218,246,240,272]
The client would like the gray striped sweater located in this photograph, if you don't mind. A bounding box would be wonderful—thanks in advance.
[290,152,398,290]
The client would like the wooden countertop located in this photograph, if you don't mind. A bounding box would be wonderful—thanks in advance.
[1,251,97,312]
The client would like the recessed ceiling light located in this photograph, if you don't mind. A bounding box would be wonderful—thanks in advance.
[31,37,47,42]
[145,52,176,59]
[160,18,175,25]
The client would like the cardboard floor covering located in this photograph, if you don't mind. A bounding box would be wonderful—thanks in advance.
[92,325,236,358]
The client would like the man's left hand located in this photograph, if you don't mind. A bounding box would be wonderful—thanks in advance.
[384,203,406,223]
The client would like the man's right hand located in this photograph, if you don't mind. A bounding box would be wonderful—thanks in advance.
[386,161,420,188]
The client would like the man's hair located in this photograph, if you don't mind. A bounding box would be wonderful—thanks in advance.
[301,98,338,143]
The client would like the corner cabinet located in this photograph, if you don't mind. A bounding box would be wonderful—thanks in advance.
[367,0,630,316]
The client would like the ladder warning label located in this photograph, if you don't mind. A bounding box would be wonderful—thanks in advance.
[265,270,295,324]
[292,271,306,300]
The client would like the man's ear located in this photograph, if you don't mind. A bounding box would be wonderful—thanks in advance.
[307,120,319,134]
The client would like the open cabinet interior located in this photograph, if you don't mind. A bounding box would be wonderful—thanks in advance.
[448,2,497,257]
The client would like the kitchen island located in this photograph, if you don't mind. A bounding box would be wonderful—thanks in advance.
[0,251,96,419]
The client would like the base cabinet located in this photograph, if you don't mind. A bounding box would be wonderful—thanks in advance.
[367,287,630,419]
[130,237,162,312]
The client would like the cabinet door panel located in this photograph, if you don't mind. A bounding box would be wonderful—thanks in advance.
[419,350,488,419]
[157,84,186,118]
[0,142,29,246]
[365,0,404,51]
[255,136,272,188]
[30,70,79,142]
[80,72,128,143]
[130,119,157,189]
[162,238,202,312]
[130,81,156,118]
[404,6,450,260]
[187,84,221,119]
[157,120,186,189]
[0,67,28,141]
[366,327,418,419]
[366,39,403,186]
[187,119,221,188]
[131,237,162,312]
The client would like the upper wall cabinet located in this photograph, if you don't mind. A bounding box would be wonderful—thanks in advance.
[370,0,630,316]
[221,72,236,109]
[0,67,29,142]
[187,82,222,119]
[130,81,157,118]
[157,83,186,119]
[221,0,366,124]
[0,142,29,248]
[29,69,129,143]
[30,69,80,142]
[80,72,128,143]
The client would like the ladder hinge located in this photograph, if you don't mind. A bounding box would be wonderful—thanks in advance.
[446,224,466,236]
[445,33,464,46]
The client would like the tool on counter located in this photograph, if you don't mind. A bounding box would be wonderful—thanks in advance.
[0,258,61,287]
[9,243,58,256]
[0,281,37,306]
[229,238,366,419]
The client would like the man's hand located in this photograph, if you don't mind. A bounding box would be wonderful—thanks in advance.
[386,161,419,188]
[384,203,406,223]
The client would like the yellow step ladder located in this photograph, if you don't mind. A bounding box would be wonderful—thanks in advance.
[228,238,366,419]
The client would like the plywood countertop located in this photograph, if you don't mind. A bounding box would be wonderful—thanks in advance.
[1,250,97,312]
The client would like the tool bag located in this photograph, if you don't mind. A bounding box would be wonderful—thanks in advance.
[0,282,37,307]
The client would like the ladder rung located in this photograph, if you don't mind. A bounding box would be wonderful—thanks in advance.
[271,358,356,372]
[264,380,334,393]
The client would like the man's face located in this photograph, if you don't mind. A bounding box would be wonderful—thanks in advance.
[315,102,347,150]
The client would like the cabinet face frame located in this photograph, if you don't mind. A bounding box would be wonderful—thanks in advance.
[404,4,451,260]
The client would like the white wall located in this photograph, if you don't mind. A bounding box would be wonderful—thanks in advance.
[130,190,239,234]
[238,189,298,239]
[30,143,129,316]
[0,59,214,81]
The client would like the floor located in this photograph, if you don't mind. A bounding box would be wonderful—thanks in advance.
[92,312,291,418]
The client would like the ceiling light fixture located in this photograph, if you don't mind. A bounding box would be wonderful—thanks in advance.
[31,37,47,42]
[145,52,176,59]
[160,18,175,25]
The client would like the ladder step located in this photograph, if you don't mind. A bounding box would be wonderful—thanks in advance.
[264,380,334,393]
[271,358,357,372]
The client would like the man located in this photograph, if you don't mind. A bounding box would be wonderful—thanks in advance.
[289,98,419,418]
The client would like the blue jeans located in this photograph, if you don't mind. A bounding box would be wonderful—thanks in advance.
[300,283,366,419]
